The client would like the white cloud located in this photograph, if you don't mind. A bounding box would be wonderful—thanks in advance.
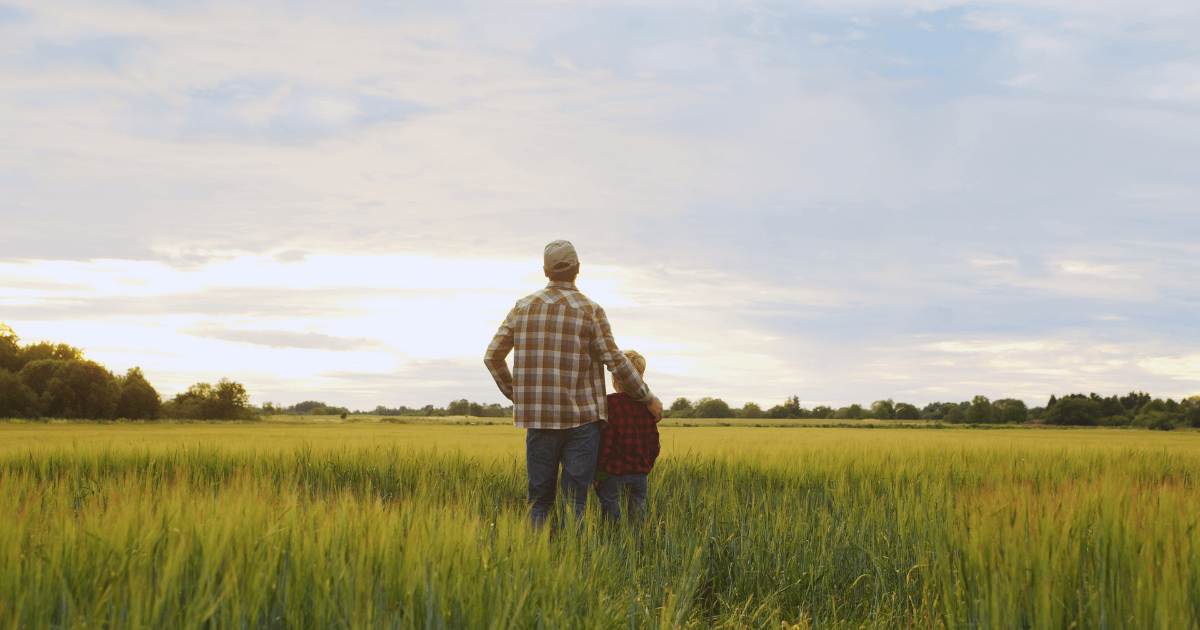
[960,11,1026,33]
[1138,355,1200,382]
[551,51,579,72]
[2,0,1199,409]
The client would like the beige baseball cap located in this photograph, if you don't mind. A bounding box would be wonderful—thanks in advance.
[543,239,579,274]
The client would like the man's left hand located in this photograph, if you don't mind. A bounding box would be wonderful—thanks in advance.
[647,397,663,422]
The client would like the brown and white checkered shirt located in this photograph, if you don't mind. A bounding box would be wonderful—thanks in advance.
[485,281,654,430]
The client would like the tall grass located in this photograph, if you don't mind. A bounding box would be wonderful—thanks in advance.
[1,427,1198,628]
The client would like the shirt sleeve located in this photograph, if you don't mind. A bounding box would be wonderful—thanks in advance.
[483,308,516,401]
[589,306,654,404]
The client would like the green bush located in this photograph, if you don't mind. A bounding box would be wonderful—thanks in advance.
[1145,413,1179,431]
[1096,413,1132,427]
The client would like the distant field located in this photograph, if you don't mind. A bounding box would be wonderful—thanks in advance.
[2,422,1198,628]
[6,418,1195,457]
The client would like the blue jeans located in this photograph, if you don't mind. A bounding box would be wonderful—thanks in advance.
[526,422,600,527]
[595,473,648,523]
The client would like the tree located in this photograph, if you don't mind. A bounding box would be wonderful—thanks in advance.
[19,342,83,365]
[922,402,962,420]
[211,378,249,419]
[669,397,694,419]
[0,324,83,374]
[670,398,693,412]
[164,378,252,420]
[1120,391,1151,412]
[966,395,993,424]
[993,398,1028,424]
[447,399,471,416]
[0,369,37,418]
[942,404,965,424]
[1095,395,1125,418]
[18,359,119,420]
[0,324,20,373]
[694,397,733,418]
[291,400,326,414]
[870,399,895,420]
[1043,397,1101,426]
[1182,396,1200,428]
[116,367,160,420]
[740,402,764,419]
[922,402,950,415]
[834,404,864,420]
[894,403,920,420]
[767,397,806,419]
[810,405,834,420]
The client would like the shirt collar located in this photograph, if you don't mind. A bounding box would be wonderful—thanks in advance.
[546,281,577,290]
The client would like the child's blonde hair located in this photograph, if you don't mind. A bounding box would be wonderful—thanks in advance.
[612,350,646,393]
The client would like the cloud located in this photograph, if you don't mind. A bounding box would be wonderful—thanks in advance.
[180,323,383,351]
[2,0,1199,409]
[959,11,1026,33]
[0,286,378,320]
[1139,355,1200,382]
[0,276,93,292]
[273,250,308,264]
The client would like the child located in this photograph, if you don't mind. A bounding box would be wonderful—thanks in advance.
[594,350,660,523]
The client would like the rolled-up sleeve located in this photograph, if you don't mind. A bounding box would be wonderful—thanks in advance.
[590,307,653,404]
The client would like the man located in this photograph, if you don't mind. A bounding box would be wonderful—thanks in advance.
[484,240,663,526]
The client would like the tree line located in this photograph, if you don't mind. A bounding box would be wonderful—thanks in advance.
[0,323,254,421]
[665,392,1200,429]
[5,323,1196,429]
[261,400,515,418]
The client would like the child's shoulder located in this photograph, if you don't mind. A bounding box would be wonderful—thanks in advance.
[606,391,636,404]
[606,392,649,418]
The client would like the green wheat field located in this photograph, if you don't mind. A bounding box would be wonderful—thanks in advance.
[2,421,1198,629]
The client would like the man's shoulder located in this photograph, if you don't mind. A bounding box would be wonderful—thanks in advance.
[515,284,602,314]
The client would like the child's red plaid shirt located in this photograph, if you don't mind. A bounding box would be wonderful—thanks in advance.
[596,392,660,475]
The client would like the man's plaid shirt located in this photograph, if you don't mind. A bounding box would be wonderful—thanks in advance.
[596,392,660,475]
[484,281,654,429]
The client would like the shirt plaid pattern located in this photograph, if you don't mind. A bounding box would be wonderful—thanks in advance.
[596,392,660,475]
[485,281,654,430]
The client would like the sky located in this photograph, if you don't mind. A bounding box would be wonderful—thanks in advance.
[1,0,1198,412]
